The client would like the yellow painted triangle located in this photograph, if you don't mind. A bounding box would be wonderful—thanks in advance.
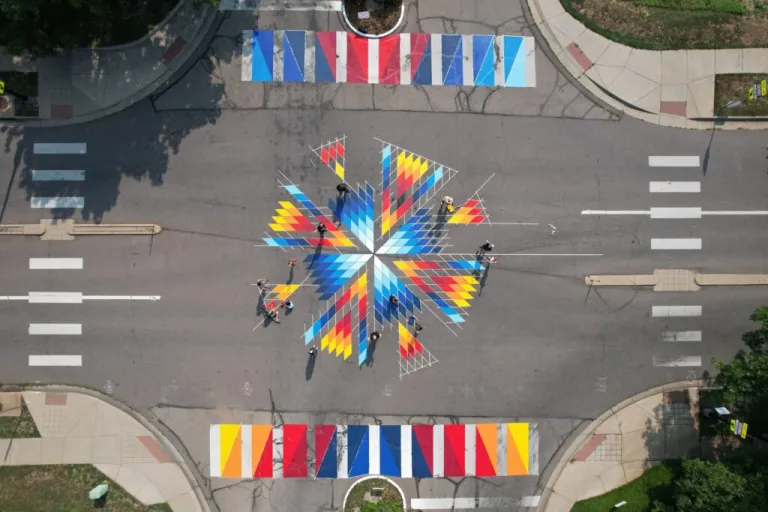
[343,335,352,360]
[220,424,241,477]
[507,423,529,475]
[320,332,330,351]
[335,162,344,179]
[420,158,429,177]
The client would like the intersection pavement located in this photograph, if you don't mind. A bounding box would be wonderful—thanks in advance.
[1,1,768,510]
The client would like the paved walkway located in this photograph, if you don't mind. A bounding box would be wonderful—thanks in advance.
[539,381,703,511]
[0,388,207,511]
[529,0,768,129]
[0,0,217,126]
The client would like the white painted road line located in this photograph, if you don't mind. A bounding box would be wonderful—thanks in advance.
[648,156,700,167]
[32,170,86,181]
[660,331,702,342]
[650,207,702,219]
[29,355,82,366]
[81,295,161,301]
[33,143,87,155]
[411,497,541,510]
[29,324,82,335]
[1,294,160,302]
[650,181,701,193]
[652,306,702,317]
[29,258,83,270]
[28,292,83,304]
[31,196,85,209]
[653,356,702,367]
[701,210,768,216]
[651,238,701,250]
[583,209,768,217]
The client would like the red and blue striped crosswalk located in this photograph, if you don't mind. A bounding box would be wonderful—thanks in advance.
[211,423,539,479]
[242,31,536,87]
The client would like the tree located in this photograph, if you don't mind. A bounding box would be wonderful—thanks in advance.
[0,0,206,57]
[712,306,768,435]
[652,459,750,512]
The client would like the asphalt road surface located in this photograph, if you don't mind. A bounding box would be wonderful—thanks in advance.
[1,4,768,510]
[1,107,766,419]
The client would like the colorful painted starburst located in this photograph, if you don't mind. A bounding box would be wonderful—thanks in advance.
[260,136,492,379]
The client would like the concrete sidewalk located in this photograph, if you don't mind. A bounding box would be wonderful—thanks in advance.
[0,0,218,126]
[529,0,768,129]
[539,381,703,512]
[0,388,207,511]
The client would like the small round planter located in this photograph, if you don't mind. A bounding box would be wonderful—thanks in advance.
[343,476,407,511]
[342,0,405,39]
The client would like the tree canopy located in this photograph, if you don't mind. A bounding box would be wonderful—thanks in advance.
[712,305,768,435]
[0,0,216,57]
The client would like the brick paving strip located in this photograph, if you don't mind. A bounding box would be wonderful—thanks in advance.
[537,381,704,512]
[0,387,209,512]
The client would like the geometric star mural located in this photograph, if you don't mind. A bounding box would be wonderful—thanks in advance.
[259,136,493,379]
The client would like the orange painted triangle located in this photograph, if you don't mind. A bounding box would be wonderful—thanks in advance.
[507,432,527,476]
[252,425,272,477]
[222,428,242,478]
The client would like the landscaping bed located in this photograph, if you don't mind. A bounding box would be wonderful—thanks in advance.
[0,395,40,438]
[561,0,768,49]
[0,71,39,117]
[0,465,171,511]
[714,73,768,115]
[344,477,405,512]
[570,460,680,511]
[344,0,403,36]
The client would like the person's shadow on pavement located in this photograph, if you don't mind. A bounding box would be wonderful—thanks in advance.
[305,356,316,380]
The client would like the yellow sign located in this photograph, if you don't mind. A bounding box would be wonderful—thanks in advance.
[0,80,5,95]
[762,79,767,97]
[749,87,755,100]
[730,419,748,439]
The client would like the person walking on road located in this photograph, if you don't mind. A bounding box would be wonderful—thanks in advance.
[478,240,494,254]
[317,222,328,236]
[336,183,351,195]
[308,346,318,357]
[389,295,400,308]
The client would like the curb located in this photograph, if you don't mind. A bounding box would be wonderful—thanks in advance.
[0,383,211,512]
[519,0,623,122]
[5,1,219,128]
[537,380,704,512]
[341,0,406,39]
[525,0,768,130]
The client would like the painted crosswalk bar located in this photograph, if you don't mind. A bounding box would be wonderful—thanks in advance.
[210,423,538,479]
[242,31,536,87]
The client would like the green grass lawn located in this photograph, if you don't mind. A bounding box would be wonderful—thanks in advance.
[0,465,172,511]
[0,397,41,438]
[570,461,680,512]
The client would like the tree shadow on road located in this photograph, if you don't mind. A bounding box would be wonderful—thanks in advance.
[0,11,243,224]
